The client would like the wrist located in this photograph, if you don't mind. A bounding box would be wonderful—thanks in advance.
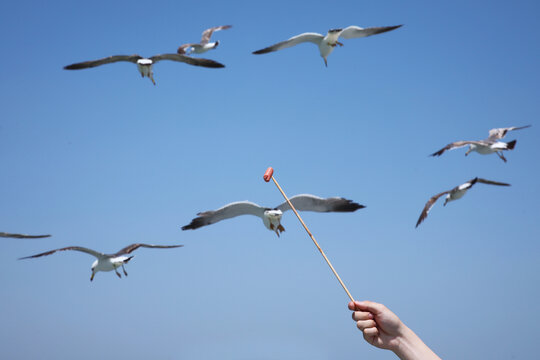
[393,325,441,360]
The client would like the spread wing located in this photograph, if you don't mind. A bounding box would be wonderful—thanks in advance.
[430,141,483,157]
[252,33,324,54]
[276,194,365,213]
[338,25,403,39]
[0,232,51,239]
[415,191,450,228]
[487,125,531,140]
[201,25,232,44]
[19,246,105,260]
[150,53,225,68]
[115,243,183,256]
[476,178,511,187]
[64,55,142,70]
[181,201,266,230]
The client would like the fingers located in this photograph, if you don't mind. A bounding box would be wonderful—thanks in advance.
[355,319,377,331]
[352,310,373,321]
[349,300,387,315]
[363,327,380,345]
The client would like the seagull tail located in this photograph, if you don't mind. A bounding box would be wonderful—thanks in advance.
[124,256,134,264]
[506,140,517,150]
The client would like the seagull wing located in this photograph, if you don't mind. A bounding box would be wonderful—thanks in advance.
[338,25,403,39]
[19,246,105,260]
[487,125,531,140]
[201,25,232,44]
[430,141,482,157]
[476,178,511,187]
[252,33,324,54]
[181,201,266,230]
[415,191,450,228]
[276,194,365,213]
[149,53,225,68]
[0,232,51,239]
[177,44,195,54]
[115,243,184,256]
[64,55,142,70]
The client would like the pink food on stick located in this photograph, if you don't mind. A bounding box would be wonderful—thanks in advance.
[263,167,274,182]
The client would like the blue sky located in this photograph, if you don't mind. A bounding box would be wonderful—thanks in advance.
[1,0,539,359]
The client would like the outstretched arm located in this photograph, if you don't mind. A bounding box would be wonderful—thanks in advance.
[348,300,441,360]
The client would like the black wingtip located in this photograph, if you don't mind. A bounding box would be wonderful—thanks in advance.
[181,217,205,230]
[252,48,271,55]
[64,63,84,70]
[334,200,366,212]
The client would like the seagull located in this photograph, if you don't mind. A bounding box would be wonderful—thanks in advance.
[19,243,183,281]
[252,24,402,67]
[177,25,232,55]
[430,125,531,162]
[415,178,510,228]
[64,53,225,85]
[181,194,365,236]
[1,232,50,239]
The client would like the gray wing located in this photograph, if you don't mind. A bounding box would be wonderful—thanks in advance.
[64,55,142,69]
[430,140,484,157]
[115,243,183,256]
[338,25,403,39]
[476,178,511,187]
[201,25,232,44]
[19,246,105,260]
[253,32,324,54]
[182,201,266,230]
[415,191,450,228]
[0,232,51,239]
[487,125,531,140]
[276,194,365,213]
[149,53,225,68]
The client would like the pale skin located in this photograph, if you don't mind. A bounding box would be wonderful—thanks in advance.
[348,301,441,360]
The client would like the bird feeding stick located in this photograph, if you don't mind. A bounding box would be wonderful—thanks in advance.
[263,167,355,302]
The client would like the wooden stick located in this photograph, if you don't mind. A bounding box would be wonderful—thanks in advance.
[263,167,355,302]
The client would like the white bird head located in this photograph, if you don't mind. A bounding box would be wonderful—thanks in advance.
[263,209,285,237]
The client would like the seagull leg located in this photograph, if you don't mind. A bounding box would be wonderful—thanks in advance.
[122,264,128,276]
[90,272,95,282]
[324,58,328,67]
[337,41,344,47]
[277,224,285,235]
[497,152,507,163]
[115,269,122,278]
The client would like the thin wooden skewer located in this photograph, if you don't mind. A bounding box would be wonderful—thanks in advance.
[263,167,355,302]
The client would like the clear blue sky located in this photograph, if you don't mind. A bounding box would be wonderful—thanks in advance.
[1,0,539,359]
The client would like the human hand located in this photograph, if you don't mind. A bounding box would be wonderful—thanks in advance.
[348,300,405,352]
[348,300,441,360]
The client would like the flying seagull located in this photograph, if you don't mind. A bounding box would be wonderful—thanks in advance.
[1,232,50,239]
[19,243,183,281]
[182,194,365,236]
[64,53,225,85]
[177,25,232,55]
[415,177,510,228]
[430,125,531,162]
[252,24,402,67]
